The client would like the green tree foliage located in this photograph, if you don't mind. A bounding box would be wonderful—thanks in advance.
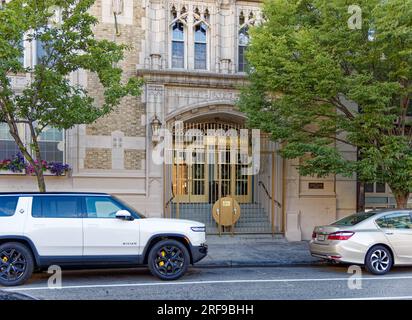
[239,0,412,208]
[0,0,142,191]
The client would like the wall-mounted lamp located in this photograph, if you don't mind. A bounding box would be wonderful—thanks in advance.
[150,114,162,146]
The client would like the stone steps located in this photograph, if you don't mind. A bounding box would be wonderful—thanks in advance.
[171,202,272,233]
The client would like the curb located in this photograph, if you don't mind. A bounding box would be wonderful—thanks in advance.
[0,290,37,300]
[196,260,325,269]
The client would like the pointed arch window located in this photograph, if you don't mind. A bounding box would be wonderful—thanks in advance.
[171,21,185,68]
[169,6,210,70]
[194,22,207,70]
[238,25,250,72]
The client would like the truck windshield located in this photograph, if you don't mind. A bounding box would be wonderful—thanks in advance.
[332,211,377,226]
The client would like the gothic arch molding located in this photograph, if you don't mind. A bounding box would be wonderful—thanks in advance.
[166,101,246,124]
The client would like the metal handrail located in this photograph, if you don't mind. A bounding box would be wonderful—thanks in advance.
[165,182,175,209]
[258,180,282,208]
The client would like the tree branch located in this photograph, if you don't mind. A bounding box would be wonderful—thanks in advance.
[329,96,356,120]
[301,128,356,147]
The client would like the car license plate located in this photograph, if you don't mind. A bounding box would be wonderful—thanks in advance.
[317,234,326,241]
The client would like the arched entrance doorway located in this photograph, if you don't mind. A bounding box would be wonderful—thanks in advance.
[163,108,282,235]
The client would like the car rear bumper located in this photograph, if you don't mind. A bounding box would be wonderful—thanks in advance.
[191,244,208,264]
[309,241,365,264]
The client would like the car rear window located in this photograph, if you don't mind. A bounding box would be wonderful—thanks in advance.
[0,196,19,217]
[332,212,377,226]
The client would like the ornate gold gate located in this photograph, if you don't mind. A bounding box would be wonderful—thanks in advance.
[171,122,252,204]
[164,121,283,234]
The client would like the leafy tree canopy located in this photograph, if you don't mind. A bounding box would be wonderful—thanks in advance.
[239,0,412,207]
[0,0,142,191]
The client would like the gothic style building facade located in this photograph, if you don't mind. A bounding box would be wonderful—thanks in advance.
[2,0,390,240]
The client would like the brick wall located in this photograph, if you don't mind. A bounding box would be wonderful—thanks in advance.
[84,148,112,169]
[124,150,145,170]
[83,0,146,170]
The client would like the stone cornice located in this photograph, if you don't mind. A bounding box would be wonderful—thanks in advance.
[136,68,248,89]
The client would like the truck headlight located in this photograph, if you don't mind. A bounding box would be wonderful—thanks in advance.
[191,226,206,232]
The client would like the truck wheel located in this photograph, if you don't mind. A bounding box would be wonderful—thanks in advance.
[148,239,190,281]
[0,242,34,286]
[365,245,393,275]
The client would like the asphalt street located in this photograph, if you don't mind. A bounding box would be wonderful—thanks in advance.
[3,264,412,300]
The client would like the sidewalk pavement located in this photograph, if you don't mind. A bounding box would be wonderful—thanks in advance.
[197,235,324,268]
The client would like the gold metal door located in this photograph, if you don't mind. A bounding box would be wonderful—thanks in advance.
[173,151,208,203]
[172,122,252,204]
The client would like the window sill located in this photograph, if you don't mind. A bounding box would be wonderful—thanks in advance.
[0,170,69,177]
[43,170,69,177]
[0,171,26,176]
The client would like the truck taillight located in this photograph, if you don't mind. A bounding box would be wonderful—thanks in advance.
[327,231,354,240]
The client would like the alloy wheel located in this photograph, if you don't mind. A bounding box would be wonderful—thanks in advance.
[0,248,27,282]
[154,245,185,276]
[370,249,390,272]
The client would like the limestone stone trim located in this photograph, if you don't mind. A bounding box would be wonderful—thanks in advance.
[71,170,146,178]
[84,135,146,150]
[165,87,240,116]
[166,101,245,123]
[285,211,302,242]
[112,130,125,170]
[137,68,247,87]
[8,75,30,91]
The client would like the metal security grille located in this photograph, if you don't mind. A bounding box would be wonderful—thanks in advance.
[163,121,283,235]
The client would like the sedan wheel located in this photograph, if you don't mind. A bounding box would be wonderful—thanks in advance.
[365,245,393,275]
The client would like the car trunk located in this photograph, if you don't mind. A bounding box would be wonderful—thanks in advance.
[313,225,345,245]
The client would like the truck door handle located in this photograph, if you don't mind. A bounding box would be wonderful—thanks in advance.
[86,224,98,227]
[385,232,394,235]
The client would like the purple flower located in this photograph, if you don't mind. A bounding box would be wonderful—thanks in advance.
[7,153,26,173]
[0,154,70,176]
[47,162,70,176]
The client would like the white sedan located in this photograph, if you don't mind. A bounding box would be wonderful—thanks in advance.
[310,209,412,274]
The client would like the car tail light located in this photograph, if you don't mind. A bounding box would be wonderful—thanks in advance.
[312,232,316,239]
[327,231,354,240]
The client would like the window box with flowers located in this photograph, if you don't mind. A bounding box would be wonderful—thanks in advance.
[0,153,71,177]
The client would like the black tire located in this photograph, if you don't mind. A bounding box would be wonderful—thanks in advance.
[0,242,34,286]
[365,245,393,275]
[148,239,190,281]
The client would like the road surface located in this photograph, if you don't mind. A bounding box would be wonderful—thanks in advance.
[3,264,412,300]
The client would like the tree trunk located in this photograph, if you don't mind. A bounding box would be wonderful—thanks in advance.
[393,191,409,209]
[35,168,46,192]
[29,124,47,193]
[356,181,365,212]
